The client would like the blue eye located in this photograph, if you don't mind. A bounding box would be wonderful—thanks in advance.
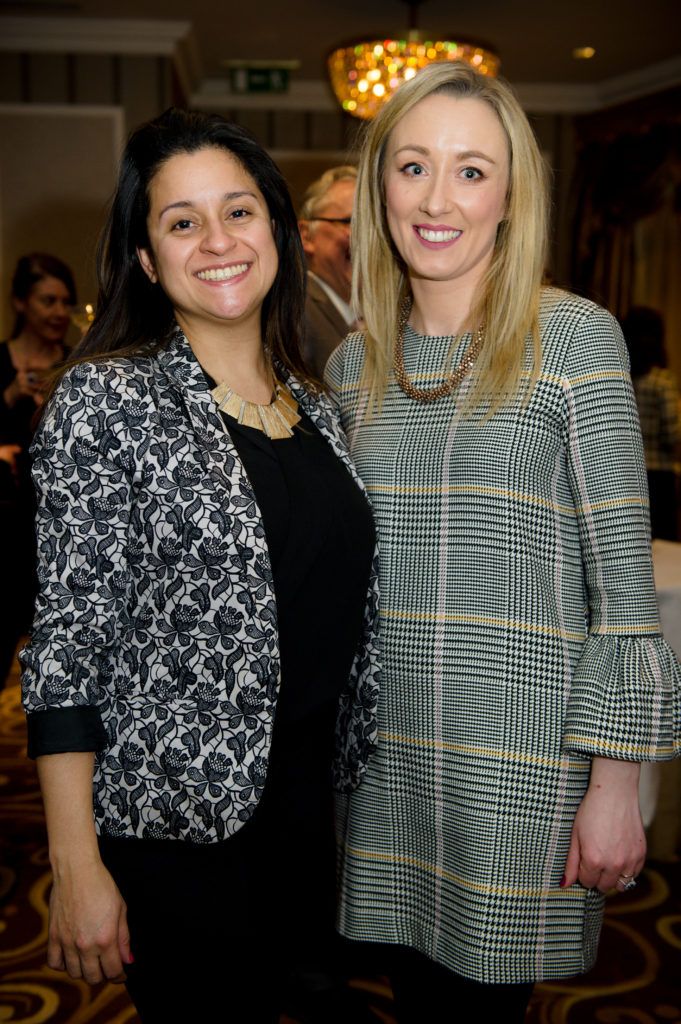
[461,167,483,180]
[400,162,425,177]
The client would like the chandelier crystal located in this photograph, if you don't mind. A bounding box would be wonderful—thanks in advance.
[328,36,500,120]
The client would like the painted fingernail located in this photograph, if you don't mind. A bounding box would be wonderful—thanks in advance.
[559,875,566,888]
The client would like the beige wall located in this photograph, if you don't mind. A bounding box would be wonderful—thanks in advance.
[0,104,122,339]
[0,52,176,134]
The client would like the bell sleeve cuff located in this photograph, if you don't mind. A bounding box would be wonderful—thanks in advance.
[563,633,681,762]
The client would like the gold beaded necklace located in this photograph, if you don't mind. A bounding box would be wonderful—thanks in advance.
[393,297,485,403]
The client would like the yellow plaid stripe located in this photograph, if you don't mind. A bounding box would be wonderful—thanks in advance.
[341,843,584,899]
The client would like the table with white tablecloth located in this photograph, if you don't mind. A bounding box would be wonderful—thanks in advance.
[638,540,681,858]
[652,540,681,655]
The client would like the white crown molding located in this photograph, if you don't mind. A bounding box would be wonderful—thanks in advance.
[0,15,203,96]
[0,16,190,54]
[193,78,338,112]
[597,54,681,109]
[512,82,601,114]
[515,54,681,113]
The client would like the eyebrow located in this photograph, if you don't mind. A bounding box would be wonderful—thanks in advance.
[158,191,257,219]
[393,145,497,165]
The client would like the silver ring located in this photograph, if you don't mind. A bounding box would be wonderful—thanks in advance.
[618,875,637,891]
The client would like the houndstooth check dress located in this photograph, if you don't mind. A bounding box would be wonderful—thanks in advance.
[326,288,681,984]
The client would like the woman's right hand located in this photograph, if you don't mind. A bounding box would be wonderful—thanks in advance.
[0,444,21,477]
[48,857,132,984]
[36,752,132,984]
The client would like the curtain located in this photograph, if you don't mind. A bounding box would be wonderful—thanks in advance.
[570,123,681,378]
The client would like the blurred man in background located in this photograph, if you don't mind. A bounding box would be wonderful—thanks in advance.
[299,166,357,379]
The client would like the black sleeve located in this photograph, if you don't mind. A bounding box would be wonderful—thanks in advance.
[26,706,108,759]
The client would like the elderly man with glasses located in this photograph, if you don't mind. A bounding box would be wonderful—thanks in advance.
[298,166,357,379]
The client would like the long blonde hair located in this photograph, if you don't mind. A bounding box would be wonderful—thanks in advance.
[352,62,549,412]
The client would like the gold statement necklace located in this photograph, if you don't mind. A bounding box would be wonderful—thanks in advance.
[210,375,301,439]
[393,297,485,403]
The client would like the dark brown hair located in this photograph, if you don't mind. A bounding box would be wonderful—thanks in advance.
[10,252,76,338]
[65,107,308,381]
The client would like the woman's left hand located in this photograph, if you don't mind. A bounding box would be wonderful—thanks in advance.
[562,757,646,893]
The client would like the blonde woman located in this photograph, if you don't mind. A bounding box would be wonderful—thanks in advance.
[327,63,680,1021]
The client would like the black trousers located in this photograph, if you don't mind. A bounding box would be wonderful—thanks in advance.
[98,703,347,1024]
[388,946,534,1023]
[100,833,283,1022]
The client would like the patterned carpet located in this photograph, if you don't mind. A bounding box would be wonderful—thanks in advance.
[1,668,680,1024]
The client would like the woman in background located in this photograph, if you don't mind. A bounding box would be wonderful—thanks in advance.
[21,109,379,1023]
[328,62,680,1022]
[0,253,76,687]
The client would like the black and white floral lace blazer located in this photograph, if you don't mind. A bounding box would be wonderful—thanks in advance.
[20,328,380,843]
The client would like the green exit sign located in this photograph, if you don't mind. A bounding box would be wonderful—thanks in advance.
[222,59,299,94]
[228,67,292,94]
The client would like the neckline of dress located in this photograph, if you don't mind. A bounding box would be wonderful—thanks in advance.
[403,322,473,343]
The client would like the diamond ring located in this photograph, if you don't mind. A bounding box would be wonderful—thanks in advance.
[617,874,637,891]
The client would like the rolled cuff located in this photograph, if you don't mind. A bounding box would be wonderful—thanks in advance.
[563,634,681,762]
[26,706,107,759]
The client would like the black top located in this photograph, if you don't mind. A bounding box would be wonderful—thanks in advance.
[0,343,29,503]
[0,342,64,505]
[0,341,67,447]
[221,401,375,724]
[1,343,55,655]
[0,342,32,449]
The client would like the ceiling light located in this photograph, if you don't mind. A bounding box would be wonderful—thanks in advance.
[327,3,499,119]
[572,46,596,60]
[328,35,500,119]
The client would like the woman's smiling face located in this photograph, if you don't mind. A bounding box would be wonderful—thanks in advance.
[384,93,510,296]
[14,275,72,345]
[137,146,278,339]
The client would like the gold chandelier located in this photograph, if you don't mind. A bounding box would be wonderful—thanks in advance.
[328,34,500,120]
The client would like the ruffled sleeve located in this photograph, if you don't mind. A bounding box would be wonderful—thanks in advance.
[563,634,681,761]
[556,297,681,761]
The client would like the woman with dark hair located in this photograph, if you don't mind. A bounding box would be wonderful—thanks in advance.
[622,306,680,540]
[20,108,379,1023]
[0,252,76,686]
